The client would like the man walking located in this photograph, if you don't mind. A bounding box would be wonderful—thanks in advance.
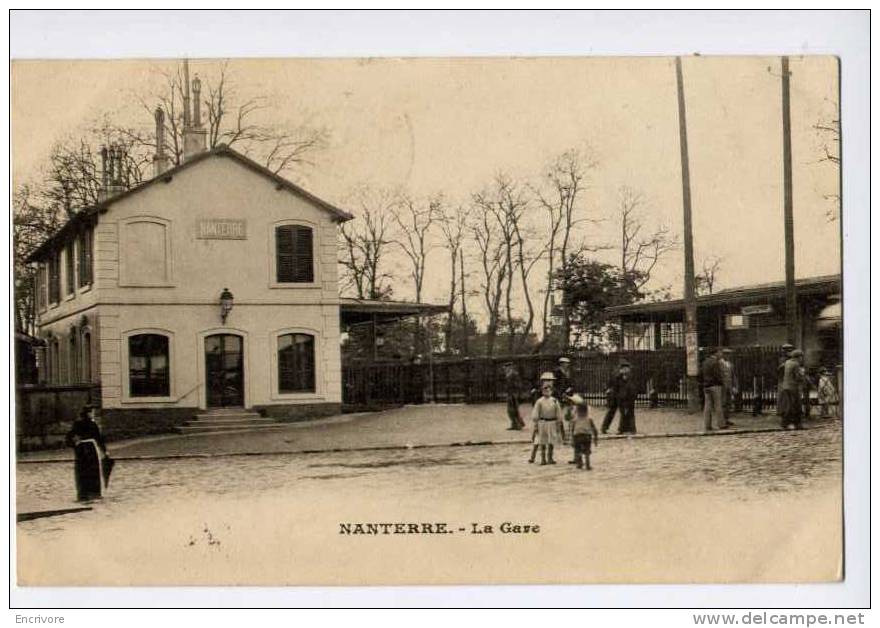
[702,347,727,431]
[602,360,637,434]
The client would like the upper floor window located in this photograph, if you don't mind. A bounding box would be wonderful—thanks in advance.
[65,243,76,296]
[277,333,315,393]
[77,227,93,287]
[275,225,314,283]
[128,333,170,397]
[36,264,47,311]
[48,251,61,304]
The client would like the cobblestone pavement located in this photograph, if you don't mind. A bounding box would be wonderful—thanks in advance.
[20,402,824,461]
[16,419,842,586]
[18,420,840,518]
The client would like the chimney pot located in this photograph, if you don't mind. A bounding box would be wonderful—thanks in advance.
[153,106,170,177]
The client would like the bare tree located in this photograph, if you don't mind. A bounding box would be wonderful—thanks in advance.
[391,193,443,353]
[814,100,840,222]
[533,149,598,350]
[339,187,397,300]
[473,174,541,354]
[13,185,65,333]
[439,204,469,354]
[469,199,509,358]
[695,255,723,295]
[135,60,329,175]
[618,185,679,290]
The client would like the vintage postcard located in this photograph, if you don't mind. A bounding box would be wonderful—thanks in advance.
[13,54,842,586]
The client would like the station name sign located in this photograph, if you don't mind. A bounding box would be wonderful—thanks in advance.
[198,219,247,240]
[741,304,773,315]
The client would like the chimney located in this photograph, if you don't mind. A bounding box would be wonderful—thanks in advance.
[100,144,126,199]
[182,60,207,160]
[152,107,170,177]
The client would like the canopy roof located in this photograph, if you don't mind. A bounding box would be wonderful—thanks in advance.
[340,298,448,326]
[606,274,841,319]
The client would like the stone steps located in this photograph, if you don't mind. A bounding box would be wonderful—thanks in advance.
[175,409,285,434]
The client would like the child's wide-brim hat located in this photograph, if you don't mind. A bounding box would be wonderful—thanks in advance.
[540,371,555,381]
[569,394,586,406]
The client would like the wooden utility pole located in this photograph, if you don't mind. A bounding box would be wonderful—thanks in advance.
[781,56,798,345]
[675,57,701,412]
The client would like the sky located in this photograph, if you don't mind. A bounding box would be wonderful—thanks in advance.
[11,56,841,320]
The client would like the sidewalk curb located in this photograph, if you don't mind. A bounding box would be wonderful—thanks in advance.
[16,424,826,464]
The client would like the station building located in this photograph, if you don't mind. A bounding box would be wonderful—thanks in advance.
[26,73,442,436]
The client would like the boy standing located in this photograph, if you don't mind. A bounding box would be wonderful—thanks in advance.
[569,395,599,470]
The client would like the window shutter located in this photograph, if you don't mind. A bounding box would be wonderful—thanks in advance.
[276,226,295,282]
[276,225,314,283]
[293,226,314,283]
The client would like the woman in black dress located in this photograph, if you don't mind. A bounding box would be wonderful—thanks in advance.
[65,404,109,501]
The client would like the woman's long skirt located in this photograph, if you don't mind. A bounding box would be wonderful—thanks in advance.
[73,440,104,501]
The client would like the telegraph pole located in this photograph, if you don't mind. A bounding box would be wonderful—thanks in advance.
[675,57,701,412]
[781,56,798,345]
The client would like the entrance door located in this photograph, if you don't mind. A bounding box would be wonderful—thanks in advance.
[205,334,244,408]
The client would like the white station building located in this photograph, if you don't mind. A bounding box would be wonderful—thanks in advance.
[28,72,444,437]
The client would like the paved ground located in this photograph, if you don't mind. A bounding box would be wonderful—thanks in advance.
[19,402,819,461]
[16,406,842,586]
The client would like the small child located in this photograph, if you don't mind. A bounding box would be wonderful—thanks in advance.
[569,394,599,470]
[528,380,563,465]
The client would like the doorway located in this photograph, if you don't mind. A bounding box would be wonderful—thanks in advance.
[205,334,244,408]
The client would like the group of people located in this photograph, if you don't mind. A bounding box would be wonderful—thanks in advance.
[503,356,641,471]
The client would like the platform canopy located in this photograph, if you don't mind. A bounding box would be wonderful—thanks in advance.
[339,298,448,327]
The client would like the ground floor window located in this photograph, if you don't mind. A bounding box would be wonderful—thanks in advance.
[128,333,170,397]
[277,333,315,393]
[68,332,78,383]
[81,330,92,382]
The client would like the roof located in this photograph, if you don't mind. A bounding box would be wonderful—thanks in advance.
[27,144,353,263]
[606,274,841,317]
[340,298,449,325]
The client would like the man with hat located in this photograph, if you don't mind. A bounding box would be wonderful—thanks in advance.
[702,347,727,431]
[602,360,638,434]
[502,361,525,430]
[553,356,575,443]
[778,349,806,429]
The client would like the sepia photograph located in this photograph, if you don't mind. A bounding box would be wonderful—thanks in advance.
[8,11,863,604]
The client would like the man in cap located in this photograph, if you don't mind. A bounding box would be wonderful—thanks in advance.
[779,349,806,429]
[502,361,525,430]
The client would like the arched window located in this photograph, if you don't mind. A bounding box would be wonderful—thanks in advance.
[275,225,314,283]
[81,330,92,383]
[128,334,170,397]
[277,333,315,393]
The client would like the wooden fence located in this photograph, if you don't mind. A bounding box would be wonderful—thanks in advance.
[342,346,786,410]
[15,384,101,450]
